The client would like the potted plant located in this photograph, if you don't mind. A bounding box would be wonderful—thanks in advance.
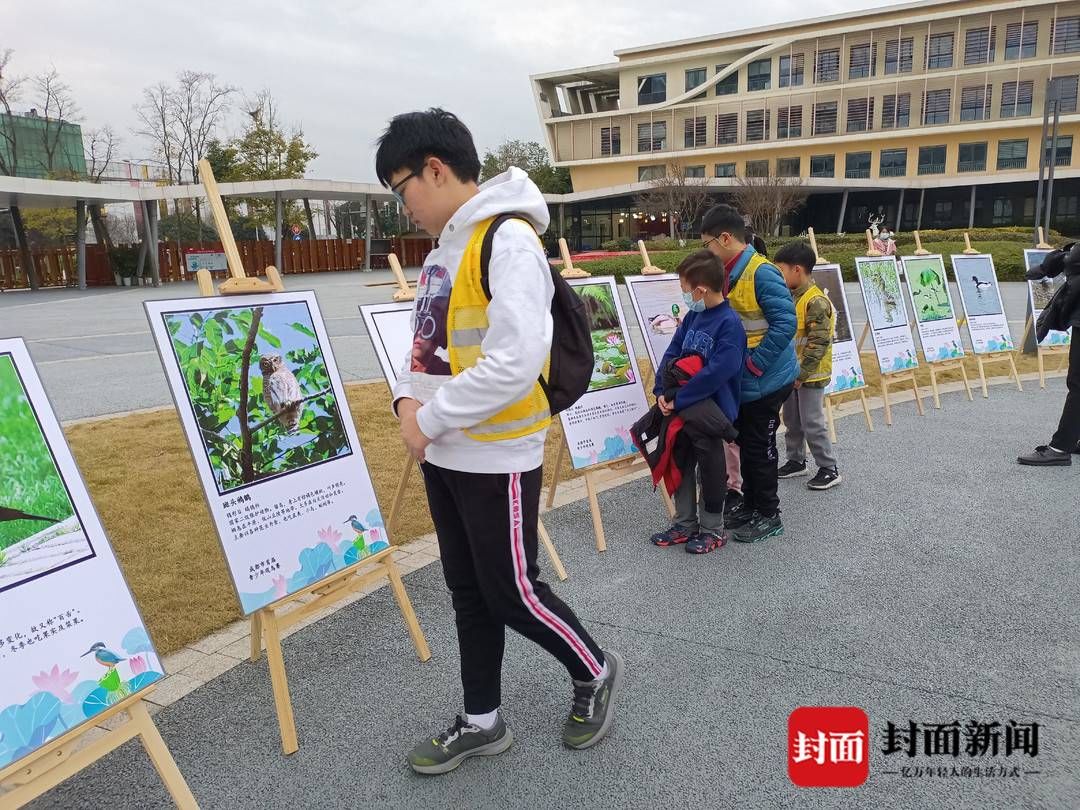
[108,247,139,287]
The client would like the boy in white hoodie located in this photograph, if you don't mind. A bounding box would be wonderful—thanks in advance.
[375,109,620,775]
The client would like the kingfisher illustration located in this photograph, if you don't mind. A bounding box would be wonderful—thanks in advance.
[81,642,126,669]
[0,506,60,524]
[345,515,367,534]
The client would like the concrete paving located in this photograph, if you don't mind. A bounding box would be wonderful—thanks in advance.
[25,380,1080,809]
[0,272,1039,422]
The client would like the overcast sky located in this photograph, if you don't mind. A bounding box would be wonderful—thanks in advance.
[9,0,898,182]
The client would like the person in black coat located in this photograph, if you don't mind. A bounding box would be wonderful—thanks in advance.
[1018,243,1080,466]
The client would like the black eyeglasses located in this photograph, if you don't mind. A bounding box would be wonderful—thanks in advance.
[389,169,422,206]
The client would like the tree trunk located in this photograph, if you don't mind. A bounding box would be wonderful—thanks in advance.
[9,206,40,290]
[195,198,203,243]
[88,204,115,254]
[303,198,316,239]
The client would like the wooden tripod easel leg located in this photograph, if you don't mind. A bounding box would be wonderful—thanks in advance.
[385,558,432,661]
[1009,353,1024,392]
[584,471,606,552]
[1038,349,1047,389]
[958,361,974,401]
[250,610,263,662]
[130,700,200,809]
[911,372,925,416]
[545,440,565,509]
[929,365,943,409]
[537,519,568,581]
[882,377,894,426]
[825,395,838,443]
[977,356,989,398]
[659,484,675,519]
[260,610,299,755]
[387,452,413,535]
[859,390,874,432]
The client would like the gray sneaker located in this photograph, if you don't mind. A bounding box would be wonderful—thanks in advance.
[408,714,513,775]
[562,650,624,750]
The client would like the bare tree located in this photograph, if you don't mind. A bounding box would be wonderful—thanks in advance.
[134,82,183,183]
[729,172,809,238]
[634,161,713,240]
[33,66,80,176]
[83,126,119,252]
[0,47,38,288]
[173,71,235,238]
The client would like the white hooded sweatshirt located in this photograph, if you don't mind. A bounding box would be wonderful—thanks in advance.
[392,167,554,474]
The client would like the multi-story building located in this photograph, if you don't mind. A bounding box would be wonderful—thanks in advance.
[532,0,1080,249]
[0,111,86,179]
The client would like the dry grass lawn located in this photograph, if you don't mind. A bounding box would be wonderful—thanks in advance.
[64,352,1059,655]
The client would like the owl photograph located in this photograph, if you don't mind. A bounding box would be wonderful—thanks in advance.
[162,301,352,494]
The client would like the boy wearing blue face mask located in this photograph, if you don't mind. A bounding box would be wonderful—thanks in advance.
[649,250,746,553]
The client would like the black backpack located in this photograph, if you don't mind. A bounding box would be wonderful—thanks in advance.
[479,213,592,415]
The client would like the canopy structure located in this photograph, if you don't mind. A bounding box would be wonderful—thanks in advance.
[0,175,399,287]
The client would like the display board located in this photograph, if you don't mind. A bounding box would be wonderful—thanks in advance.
[950,253,1015,354]
[812,264,867,395]
[1023,248,1072,348]
[623,273,685,372]
[855,256,920,373]
[359,301,414,385]
[900,255,965,362]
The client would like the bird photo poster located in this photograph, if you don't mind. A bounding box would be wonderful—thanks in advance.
[359,301,415,386]
[145,291,390,614]
[900,255,965,363]
[855,257,920,374]
[561,277,648,469]
[623,274,686,372]
[1023,249,1072,349]
[813,265,867,395]
[0,338,163,771]
[950,254,1015,354]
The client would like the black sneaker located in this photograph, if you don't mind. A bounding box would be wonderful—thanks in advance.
[732,511,784,543]
[723,489,744,516]
[408,714,514,775]
[807,467,842,490]
[1017,446,1072,467]
[562,650,623,750]
[724,503,756,530]
[777,460,809,479]
[650,525,694,547]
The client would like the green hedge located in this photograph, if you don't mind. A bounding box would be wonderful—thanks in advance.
[576,238,1043,282]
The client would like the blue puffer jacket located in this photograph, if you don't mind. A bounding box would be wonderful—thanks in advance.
[727,246,799,403]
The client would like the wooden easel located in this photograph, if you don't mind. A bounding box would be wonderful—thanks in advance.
[195,159,430,755]
[1023,228,1073,388]
[638,240,664,275]
[387,253,415,302]
[0,688,198,809]
[911,231,931,256]
[545,441,674,553]
[856,321,925,426]
[807,229,874,441]
[559,238,590,279]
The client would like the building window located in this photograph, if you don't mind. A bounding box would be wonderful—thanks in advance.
[685,165,706,178]
[964,27,996,65]
[600,126,621,156]
[746,109,771,142]
[813,102,838,135]
[997,139,1029,170]
[779,54,805,87]
[715,162,736,178]
[922,89,951,125]
[933,201,954,224]
[747,59,771,91]
[637,121,667,152]
[638,165,665,182]
[925,33,955,69]
[776,157,801,177]
[849,43,877,79]
[885,37,914,74]
[1045,135,1073,167]
[992,197,1014,225]
[777,106,803,138]
[1052,16,1080,54]
[1001,80,1034,117]
[845,151,871,179]
[715,65,738,95]
[918,145,946,175]
[880,149,907,177]
[846,97,874,132]
[1050,75,1080,113]
[745,159,770,177]
[815,48,840,83]
[881,93,911,129]
[1005,21,1038,59]
[960,85,992,121]
[637,74,667,105]
[810,154,835,178]
[715,113,738,144]
[958,142,987,172]
[685,68,707,99]
[684,116,707,148]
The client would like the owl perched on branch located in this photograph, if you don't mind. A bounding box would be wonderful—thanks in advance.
[259,353,303,433]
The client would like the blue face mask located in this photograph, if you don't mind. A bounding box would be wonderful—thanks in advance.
[682,290,706,313]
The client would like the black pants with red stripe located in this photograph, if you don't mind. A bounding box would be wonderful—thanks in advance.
[421,462,605,714]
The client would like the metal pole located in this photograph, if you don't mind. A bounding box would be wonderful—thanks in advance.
[1033,78,1052,244]
[1044,100,1060,238]
[274,192,283,271]
[75,200,87,290]
[148,201,161,286]
[836,189,849,234]
[916,187,926,231]
[968,185,977,230]
[896,188,905,231]
[364,194,372,272]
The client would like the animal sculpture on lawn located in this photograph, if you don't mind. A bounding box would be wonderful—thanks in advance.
[260,354,303,433]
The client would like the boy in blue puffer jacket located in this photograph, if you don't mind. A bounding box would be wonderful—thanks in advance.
[701,205,798,543]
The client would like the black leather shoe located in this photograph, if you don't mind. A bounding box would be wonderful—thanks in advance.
[1017,446,1072,466]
